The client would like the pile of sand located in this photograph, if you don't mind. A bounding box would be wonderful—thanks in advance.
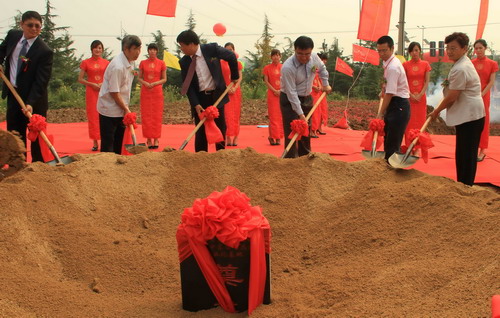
[0,129,27,181]
[0,145,499,317]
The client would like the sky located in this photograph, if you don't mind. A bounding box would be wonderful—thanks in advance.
[1,0,499,61]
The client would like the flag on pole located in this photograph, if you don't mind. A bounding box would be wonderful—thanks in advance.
[475,0,489,40]
[357,0,393,41]
[335,57,354,77]
[352,44,380,66]
[163,50,181,70]
[146,0,177,17]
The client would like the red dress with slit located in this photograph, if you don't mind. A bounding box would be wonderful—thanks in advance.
[403,59,431,145]
[262,63,284,139]
[80,57,109,140]
[472,56,498,149]
[221,60,243,137]
[139,57,166,139]
[311,73,325,132]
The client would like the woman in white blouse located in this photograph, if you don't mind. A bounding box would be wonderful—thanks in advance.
[429,32,485,186]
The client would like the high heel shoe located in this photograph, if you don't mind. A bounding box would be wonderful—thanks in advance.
[268,137,276,145]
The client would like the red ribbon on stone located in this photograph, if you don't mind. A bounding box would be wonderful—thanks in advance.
[176,186,271,315]
[199,106,224,144]
[401,129,434,163]
[288,119,309,140]
[27,114,47,142]
[123,112,138,128]
[360,118,385,150]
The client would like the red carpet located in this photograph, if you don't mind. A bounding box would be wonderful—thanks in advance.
[2,121,499,187]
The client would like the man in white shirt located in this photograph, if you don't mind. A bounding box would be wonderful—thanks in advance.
[376,35,411,161]
[97,35,141,154]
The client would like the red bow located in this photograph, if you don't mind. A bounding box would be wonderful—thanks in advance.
[123,112,138,128]
[288,119,309,140]
[360,118,385,150]
[401,129,434,163]
[199,106,224,144]
[27,114,47,142]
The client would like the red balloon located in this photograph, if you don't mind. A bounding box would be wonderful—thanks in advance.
[213,23,226,37]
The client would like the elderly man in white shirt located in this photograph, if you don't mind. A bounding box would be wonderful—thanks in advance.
[280,36,332,158]
[376,35,411,161]
[97,35,141,154]
[430,32,485,186]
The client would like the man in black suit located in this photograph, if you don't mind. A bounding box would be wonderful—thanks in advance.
[0,10,53,162]
[177,30,239,152]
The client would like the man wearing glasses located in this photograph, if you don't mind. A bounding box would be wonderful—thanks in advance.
[0,11,53,162]
[280,36,331,158]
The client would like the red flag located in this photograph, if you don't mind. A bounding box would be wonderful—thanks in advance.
[146,0,177,17]
[475,0,489,40]
[357,0,393,41]
[335,57,354,77]
[352,44,380,66]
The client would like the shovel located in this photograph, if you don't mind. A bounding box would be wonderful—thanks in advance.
[0,71,72,166]
[361,97,385,159]
[124,122,148,155]
[388,117,432,169]
[179,83,234,150]
[281,92,326,158]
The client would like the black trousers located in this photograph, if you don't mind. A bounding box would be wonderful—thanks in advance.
[280,92,313,158]
[6,92,44,162]
[384,96,410,160]
[192,91,226,152]
[99,114,125,154]
[455,117,484,186]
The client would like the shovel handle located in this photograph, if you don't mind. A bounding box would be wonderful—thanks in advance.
[369,97,385,151]
[178,82,234,150]
[129,123,138,145]
[408,117,432,148]
[0,70,64,164]
[281,92,326,158]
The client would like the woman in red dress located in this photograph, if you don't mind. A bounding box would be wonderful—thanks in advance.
[310,53,329,138]
[262,49,283,145]
[138,43,167,149]
[472,39,498,161]
[78,40,109,151]
[402,42,431,149]
[220,42,243,146]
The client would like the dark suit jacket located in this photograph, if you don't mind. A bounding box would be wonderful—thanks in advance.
[179,43,239,114]
[0,29,53,114]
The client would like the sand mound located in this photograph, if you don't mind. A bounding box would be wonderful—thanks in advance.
[0,129,27,181]
[0,149,498,317]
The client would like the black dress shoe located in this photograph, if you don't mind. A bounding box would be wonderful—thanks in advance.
[310,135,319,138]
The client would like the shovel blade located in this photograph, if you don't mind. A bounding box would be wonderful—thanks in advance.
[361,149,386,159]
[46,155,73,166]
[125,143,148,155]
[388,152,420,169]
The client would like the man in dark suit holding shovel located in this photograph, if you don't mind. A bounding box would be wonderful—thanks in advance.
[0,10,53,162]
[177,30,239,152]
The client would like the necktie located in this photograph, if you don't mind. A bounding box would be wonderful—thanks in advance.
[17,39,29,76]
[181,55,197,95]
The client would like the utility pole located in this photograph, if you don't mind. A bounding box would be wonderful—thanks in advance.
[417,25,425,47]
[397,0,406,55]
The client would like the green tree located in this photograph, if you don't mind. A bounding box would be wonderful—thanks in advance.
[40,0,81,91]
[243,15,274,99]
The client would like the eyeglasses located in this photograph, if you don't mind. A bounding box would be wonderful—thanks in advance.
[25,23,42,29]
[296,52,311,57]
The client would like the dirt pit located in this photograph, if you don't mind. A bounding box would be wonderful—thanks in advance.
[0,148,499,317]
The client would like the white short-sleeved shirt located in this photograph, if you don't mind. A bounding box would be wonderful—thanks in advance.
[97,52,135,117]
[445,55,485,126]
[383,55,410,98]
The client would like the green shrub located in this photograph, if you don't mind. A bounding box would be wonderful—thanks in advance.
[48,84,85,109]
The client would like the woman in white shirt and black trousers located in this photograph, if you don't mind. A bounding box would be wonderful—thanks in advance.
[429,32,485,186]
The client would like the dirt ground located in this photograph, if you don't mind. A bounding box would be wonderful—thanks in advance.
[0,148,499,317]
[7,99,497,136]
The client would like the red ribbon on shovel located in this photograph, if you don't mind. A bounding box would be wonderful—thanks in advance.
[199,106,224,144]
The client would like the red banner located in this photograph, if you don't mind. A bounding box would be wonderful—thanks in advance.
[335,57,354,77]
[146,0,177,17]
[357,0,393,41]
[475,0,489,40]
[352,44,380,66]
